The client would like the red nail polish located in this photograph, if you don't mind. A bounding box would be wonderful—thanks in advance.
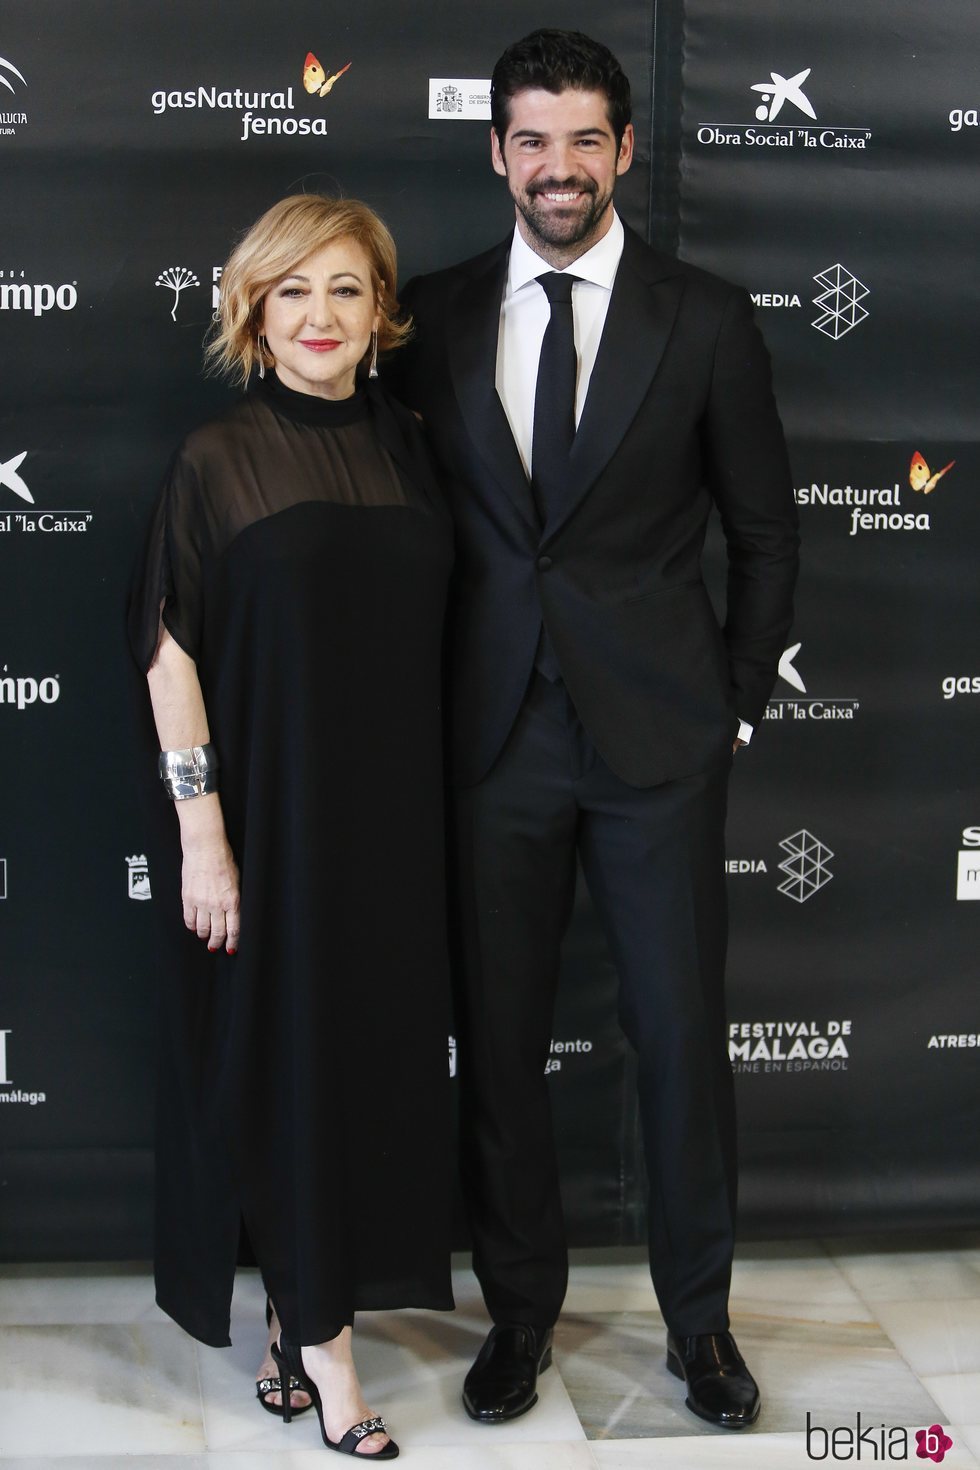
[228,948,237,956]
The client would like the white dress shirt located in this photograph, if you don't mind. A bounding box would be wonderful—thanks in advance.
[494,212,753,746]
[495,212,624,477]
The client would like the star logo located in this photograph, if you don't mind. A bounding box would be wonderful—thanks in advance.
[0,450,32,504]
[750,68,817,123]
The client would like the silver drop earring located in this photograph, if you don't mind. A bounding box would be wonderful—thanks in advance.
[368,330,379,379]
[257,334,266,380]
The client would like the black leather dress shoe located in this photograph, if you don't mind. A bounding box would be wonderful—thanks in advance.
[462,1323,554,1422]
[666,1331,761,1429]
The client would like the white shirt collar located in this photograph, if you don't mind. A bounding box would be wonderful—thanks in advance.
[507,210,625,295]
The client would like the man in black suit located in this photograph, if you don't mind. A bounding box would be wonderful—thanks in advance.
[393,29,798,1430]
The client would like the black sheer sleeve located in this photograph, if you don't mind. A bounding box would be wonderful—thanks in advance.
[128,449,206,674]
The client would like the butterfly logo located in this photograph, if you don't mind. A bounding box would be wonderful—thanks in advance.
[909,451,955,495]
[303,53,352,98]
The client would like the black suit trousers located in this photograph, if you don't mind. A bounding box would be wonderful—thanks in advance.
[453,671,737,1336]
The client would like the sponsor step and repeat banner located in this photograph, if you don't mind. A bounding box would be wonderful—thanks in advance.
[0,0,977,1259]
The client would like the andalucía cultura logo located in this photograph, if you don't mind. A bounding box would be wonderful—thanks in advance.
[0,54,28,138]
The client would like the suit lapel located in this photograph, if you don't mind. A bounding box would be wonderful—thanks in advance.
[542,231,684,544]
[447,243,539,531]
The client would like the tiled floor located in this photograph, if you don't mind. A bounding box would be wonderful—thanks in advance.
[1,1235,978,1467]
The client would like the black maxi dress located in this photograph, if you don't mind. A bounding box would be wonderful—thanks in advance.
[129,373,455,1347]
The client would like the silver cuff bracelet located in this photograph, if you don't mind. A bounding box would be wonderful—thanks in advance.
[158,743,220,800]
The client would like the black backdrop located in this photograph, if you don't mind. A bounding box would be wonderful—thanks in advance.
[1,0,977,1260]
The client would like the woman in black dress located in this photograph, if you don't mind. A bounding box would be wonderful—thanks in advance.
[129,195,454,1458]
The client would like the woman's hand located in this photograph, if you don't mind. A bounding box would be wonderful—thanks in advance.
[146,626,241,954]
[180,818,241,954]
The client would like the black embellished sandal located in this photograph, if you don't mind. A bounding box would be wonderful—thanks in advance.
[257,1296,313,1417]
[271,1338,399,1458]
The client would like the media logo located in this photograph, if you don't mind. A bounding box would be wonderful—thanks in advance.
[730,1019,851,1073]
[0,1030,47,1105]
[0,54,27,138]
[778,829,833,902]
[928,1033,978,1051]
[0,450,32,503]
[428,78,492,121]
[302,53,351,98]
[812,264,869,339]
[949,108,977,132]
[156,266,200,322]
[0,858,6,899]
[765,643,860,724]
[805,1413,952,1462]
[0,270,78,315]
[910,451,955,496]
[126,854,151,901]
[694,66,872,152]
[957,826,980,901]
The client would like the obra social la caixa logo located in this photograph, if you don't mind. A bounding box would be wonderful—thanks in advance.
[805,1413,953,1462]
[764,642,860,725]
[694,65,873,153]
[150,50,352,144]
[0,449,94,537]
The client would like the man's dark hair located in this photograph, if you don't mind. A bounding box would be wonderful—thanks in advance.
[490,29,632,148]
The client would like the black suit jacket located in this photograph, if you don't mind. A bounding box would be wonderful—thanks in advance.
[393,224,799,789]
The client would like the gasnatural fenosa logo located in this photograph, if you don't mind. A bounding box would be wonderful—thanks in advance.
[150,53,351,142]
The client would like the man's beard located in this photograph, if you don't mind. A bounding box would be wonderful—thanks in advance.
[514,177,613,250]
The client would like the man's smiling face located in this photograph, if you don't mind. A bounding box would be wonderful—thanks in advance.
[491,87,633,263]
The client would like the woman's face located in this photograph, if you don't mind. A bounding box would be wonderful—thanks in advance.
[260,237,380,399]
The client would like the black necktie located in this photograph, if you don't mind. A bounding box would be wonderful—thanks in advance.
[531,272,579,525]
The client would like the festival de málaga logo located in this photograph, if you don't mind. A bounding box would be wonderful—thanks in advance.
[150,51,352,142]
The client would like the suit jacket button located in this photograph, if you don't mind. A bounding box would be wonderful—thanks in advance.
[537,555,553,571]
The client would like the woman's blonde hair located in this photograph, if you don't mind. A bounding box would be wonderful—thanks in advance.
[206,194,411,386]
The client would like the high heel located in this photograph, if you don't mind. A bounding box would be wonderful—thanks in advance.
[257,1297,313,1418]
[271,1338,399,1458]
